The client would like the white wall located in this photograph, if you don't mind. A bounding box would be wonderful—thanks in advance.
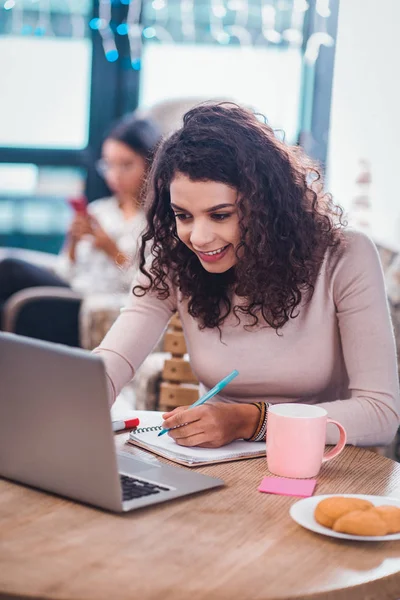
[327,0,400,251]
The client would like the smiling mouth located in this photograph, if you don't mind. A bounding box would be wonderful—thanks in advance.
[196,245,230,256]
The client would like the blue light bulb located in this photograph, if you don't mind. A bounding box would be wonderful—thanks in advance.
[105,49,119,62]
[116,23,129,35]
[131,58,141,70]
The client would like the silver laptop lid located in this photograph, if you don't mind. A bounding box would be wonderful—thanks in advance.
[0,333,123,512]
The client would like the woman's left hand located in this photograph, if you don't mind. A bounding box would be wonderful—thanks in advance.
[88,216,118,255]
[162,403,260,448]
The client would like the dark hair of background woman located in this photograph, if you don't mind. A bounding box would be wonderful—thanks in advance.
[134,103,345,332]
[106,114,162,162]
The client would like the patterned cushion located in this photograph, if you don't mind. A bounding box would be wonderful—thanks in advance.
[376,244,400,377]
[376,244,400,460]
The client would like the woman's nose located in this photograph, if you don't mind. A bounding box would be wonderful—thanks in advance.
[189,219,215,248]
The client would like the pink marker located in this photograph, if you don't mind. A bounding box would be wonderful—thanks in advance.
[112,417,140,432]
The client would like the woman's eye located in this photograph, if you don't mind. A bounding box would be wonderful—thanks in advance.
[174,213,190,221]
[211,213,231,221]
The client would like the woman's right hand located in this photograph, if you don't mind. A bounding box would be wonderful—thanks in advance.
[68,214,93,243]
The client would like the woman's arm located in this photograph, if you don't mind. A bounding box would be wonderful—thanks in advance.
[319,231,400,446]
[93,270,177,405]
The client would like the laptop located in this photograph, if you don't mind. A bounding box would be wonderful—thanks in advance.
[0,332,223,512]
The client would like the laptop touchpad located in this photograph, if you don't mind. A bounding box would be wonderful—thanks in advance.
[117,450,161,473]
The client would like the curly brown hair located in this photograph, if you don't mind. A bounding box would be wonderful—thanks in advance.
[134,102,344,331]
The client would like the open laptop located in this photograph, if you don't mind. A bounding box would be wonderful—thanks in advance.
[0,332,223,512]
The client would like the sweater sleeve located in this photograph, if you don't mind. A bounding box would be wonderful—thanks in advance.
[92,268,177,404]
[320,231,400,446]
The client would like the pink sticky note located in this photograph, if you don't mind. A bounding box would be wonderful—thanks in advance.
[258,476,316,497]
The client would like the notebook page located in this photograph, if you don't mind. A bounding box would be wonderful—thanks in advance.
[128,411,264,464]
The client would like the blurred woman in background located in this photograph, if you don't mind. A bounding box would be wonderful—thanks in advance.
[0,114,161,346]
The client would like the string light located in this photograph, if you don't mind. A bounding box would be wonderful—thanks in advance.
[89,18,106,30]
[210,0,228,44]
[142,26,156,38]
[293,0,309,12]
[116,22,129,35]
[98,0,119,62]
[225,24,252,44]
[282,28,302,45]
[283,0,306,48]
[36,0,54,37]
[181,0,195,42]
[152,0,168,25]
[152,0,166,9]
[304,31,334,64]
[143,24,173,41]
[232,0,248,29]
[3,0,333,72]
[10,0,23,35]
[211,0,253,46]
[316,0,331,18]
[259,3,281,44]
[148,0,176,44]
[127,0,143,70]
[66,0,86,39]
[212,1,227,19]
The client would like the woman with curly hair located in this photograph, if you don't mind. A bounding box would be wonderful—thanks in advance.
[94,103,399,448]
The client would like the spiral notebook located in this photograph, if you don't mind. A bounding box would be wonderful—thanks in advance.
[127,411,265,467]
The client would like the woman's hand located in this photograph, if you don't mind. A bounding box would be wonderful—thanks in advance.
[89,216,127,265]
[88,216,116,252]
[69,213,93,242]
[162,403,260,448]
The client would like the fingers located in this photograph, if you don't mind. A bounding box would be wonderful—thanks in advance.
[162,406,197,431]
[88,215,102,231]
[163,406,213,447]
[162,406,189,419]
[69,214,92,238]
[72,213,90,226]
[161,404,232,448]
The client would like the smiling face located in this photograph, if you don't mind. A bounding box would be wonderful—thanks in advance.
[170,173,240,274]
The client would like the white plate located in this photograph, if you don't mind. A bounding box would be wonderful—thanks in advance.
[290,494,400,541]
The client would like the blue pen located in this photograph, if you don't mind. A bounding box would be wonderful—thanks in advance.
[157,369,239,437]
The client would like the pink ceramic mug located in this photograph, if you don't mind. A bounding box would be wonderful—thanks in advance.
[266,404,347,478]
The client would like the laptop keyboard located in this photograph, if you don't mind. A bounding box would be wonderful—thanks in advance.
[120,474,171,502]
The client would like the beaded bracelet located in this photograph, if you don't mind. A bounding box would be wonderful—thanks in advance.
[245,402,270,442]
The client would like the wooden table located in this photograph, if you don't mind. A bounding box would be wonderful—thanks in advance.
[1,444,400,600]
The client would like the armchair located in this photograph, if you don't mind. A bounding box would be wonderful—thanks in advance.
[0,247,123,350]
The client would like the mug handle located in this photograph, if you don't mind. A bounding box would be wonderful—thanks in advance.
[322,418,347,462]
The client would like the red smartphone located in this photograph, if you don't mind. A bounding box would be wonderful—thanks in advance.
[68,196,88,215]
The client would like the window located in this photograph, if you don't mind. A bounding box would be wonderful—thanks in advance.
[0,0,92,149]
[0,36,92,149]
[139,0,309,143]
[140,43,302,143]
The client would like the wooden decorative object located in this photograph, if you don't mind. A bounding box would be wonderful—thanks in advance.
[159,313,199,411]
